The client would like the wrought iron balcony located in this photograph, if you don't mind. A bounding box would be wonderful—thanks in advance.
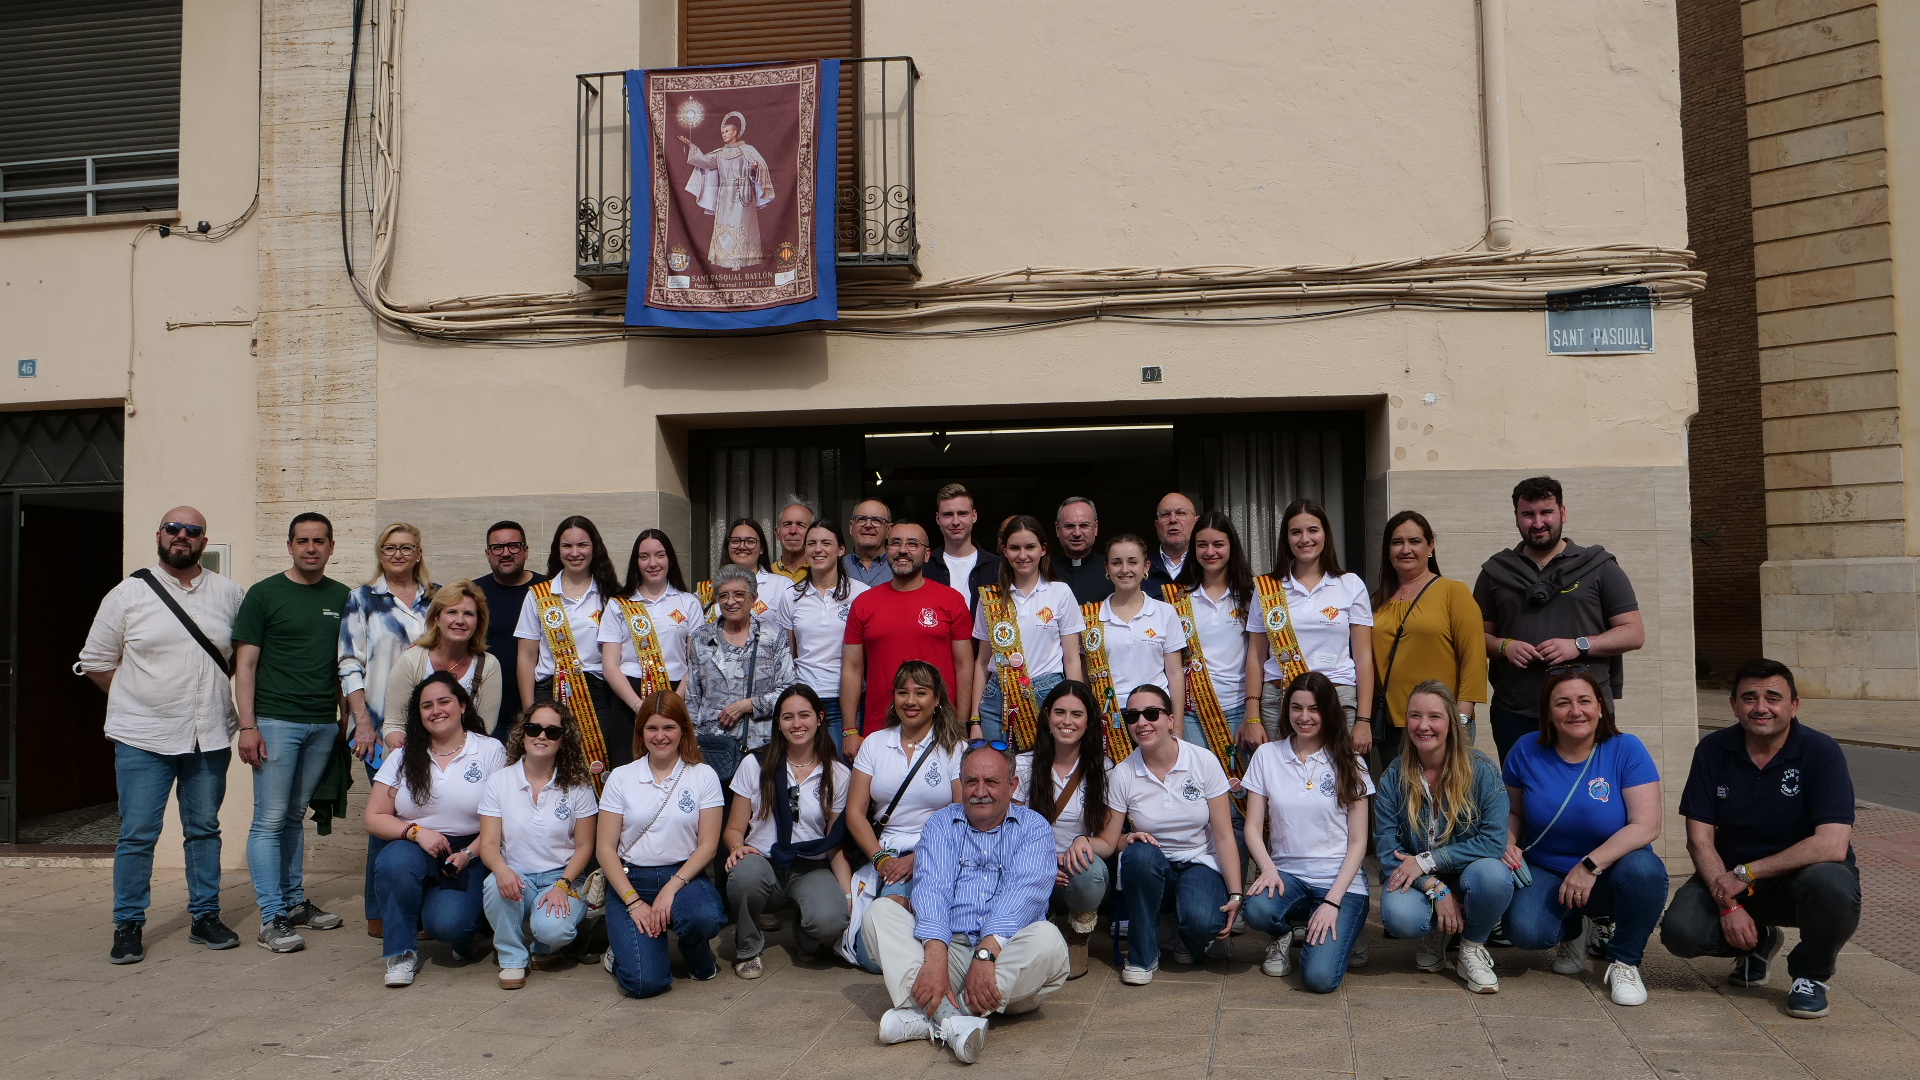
[0,149,178,222]
[576,56,918,282]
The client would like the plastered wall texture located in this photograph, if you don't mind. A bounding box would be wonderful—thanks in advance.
[1736,1,1920,698]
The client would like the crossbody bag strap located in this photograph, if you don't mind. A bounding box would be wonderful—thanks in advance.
[632,762,686,843]
[132,569,229,677]
[1042,762,1085,825]
[872,740,936,830]
[1521,751,1595,854]
[1371,575,1439,723]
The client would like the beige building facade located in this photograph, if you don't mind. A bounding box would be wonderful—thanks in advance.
[1,0,1703,862]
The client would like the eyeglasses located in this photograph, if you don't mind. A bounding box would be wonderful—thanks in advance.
[161,522,205,538]
[522,722,566,741]
[486,542,526,554]
[966,738,1012,753]
[381,544,420,557]
[727,537,760,547]
[1121,707,1171,726]
[850,514,892,526]
[887,539,925,550]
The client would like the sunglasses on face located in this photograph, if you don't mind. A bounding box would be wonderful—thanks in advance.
[1121,707,1171,726]
[966,738,1012,753]
[522,722,566,741]
[161,522,205,538]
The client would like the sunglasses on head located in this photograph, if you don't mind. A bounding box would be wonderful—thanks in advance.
[788,785,802,812]
[1121,707,1171,726]
[522,722,566,741]
[966,738,1011,753]
[161,522,205,538]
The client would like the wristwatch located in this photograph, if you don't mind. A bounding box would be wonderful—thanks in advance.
[1581,855,1603,876]
[1733,863,1757,885]
[1575,636,1592,658]
[973,946,996,964]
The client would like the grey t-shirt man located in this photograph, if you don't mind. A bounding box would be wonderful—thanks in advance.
[1472,539,1639,716]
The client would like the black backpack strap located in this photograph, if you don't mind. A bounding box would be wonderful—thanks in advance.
[132,568,230,677]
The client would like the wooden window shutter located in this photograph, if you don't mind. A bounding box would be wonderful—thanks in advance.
[678,0,858,221]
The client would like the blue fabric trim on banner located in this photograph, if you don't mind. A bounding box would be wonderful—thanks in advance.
[625,60,839,329]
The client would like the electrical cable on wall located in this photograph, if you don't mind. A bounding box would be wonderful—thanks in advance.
[339,0,1701,344]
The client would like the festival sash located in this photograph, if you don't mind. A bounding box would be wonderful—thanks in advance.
[980,586,1042,752]
[533,580,610,792]
[1162,584,1246,801]
[695,579,718,623]
[617,596,674,698]
[1252,574,1310,691]
[1079,601,1134,762]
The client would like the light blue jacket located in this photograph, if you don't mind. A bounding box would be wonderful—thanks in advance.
[1374,752,1509,880]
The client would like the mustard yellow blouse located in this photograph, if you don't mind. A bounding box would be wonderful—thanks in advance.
[1370,575,1488,727]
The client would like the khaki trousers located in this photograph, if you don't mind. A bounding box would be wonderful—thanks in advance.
[862,897,1070,1016]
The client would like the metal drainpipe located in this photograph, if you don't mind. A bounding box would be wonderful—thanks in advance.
[1481,0,1515,250]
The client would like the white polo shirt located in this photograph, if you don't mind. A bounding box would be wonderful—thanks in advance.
[731,752,851,853]
[1015,751,1113,855]
[599,758,726,867]
[598,588,704,683]
[1097,595,1187,702]
[1182,585,1250,713]
[1241,739,1373,896]
[1244,572,1373,686]
[477,760,598,874]
[1106,740,1231,872]
[373,733,508,836]
[766,577,870,694]
[851,725,964,851]
[514,580,605,679]
[973,580,1085,680]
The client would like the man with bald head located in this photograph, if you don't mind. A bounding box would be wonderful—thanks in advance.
[80,506,247,964]
[1146,492,1199,593]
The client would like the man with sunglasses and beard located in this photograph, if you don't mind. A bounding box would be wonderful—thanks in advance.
[80,507,247,964]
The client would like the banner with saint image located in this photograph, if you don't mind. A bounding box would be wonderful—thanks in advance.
[625,60,839,328]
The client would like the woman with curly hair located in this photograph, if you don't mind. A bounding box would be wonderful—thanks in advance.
[364,671,507,988]
[476,701,599,990]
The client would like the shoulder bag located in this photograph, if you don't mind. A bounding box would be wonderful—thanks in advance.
[871,738,937,831]
[1510,749,1595,889]
[132,568,230,677]
[1369,575,1438,743]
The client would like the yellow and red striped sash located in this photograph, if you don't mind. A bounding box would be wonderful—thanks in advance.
[533,580,608,792]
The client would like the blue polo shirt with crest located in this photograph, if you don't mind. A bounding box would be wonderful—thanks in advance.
[1678,720,1855,869]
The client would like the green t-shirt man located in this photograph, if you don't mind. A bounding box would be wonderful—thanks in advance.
[233,572,350,723]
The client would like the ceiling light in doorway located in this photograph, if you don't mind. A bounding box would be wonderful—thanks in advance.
[929,431,952,453]
[867,423,1174,440]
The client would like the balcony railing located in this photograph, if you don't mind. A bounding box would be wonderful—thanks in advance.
[576,56,918,282]
[0,150,179,222]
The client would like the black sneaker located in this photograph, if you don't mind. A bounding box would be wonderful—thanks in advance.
[1730,925,1785,987]
[1786,977,1831,1019]
[1587,916,1616,959]
[285,900,344,931]
[188,915,241,950]
[109,922,144,965]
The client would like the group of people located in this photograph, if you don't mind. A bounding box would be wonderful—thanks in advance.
[77,475,1865,1067]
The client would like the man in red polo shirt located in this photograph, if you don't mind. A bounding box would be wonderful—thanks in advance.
[840,520,974,756]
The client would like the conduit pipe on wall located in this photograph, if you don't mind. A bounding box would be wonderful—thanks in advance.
[1480,0,1515,250]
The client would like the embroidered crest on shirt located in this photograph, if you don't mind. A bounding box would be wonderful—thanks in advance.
[1715,785,1729,800]
[1037,606,1054,625]
[1180,776,1203,801]
[924,760,942,785]
[464,761,483,783]
[1317,771,1337,797]
[1319,605,1341,622]
[555,796,573,820]
[669,609,688,624]
[1780,768,1801,797]
[1144,628,1158,639]
[1586,776,1611,803]
[678,789,696,813]
[919,607,938,628]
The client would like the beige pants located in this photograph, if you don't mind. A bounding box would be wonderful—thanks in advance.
[862,897,1070,1016]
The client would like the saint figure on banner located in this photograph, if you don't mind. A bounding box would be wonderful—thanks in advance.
[677,110,775,269]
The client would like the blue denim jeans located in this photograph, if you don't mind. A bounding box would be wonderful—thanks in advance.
[1117,842,1228,971]
[483,866,587,969]
[246,717,339,923]
[854,876,916,973]
[374,835,486,958]
[362,759,386,921]
[820,697,847,758]
[605,863,727,997]
[1181,703,1247,748]
[1242,871,1371,993]
[1379,857,1514,945]
[978,671,1064,749]
[113,741,229,925]
[1488,707,1537,766]
[1503,847,1669,965]
[1056,857,1109,916]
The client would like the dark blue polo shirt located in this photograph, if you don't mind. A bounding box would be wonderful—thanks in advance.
[1678,720,1854,868]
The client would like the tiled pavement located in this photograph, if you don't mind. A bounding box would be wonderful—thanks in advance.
[3,803,1919,1080]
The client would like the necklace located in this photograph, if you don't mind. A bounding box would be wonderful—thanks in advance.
[430,735,466,760]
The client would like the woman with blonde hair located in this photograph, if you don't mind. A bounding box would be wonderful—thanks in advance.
[382,581,503,748]
[340,522,439,933]
[1375,680,1512,994]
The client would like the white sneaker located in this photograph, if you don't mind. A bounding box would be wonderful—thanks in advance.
[1457,940,1499,994]
[1347,930,1370,969]
[603,950,615,974]
[384,951,418,988]
[1553,920,1591,975]
[1166,939,1195,966]
[1119,963,1157,986]
[1414,927,1448,973]
[941,1015,988,1063]
[878,1007,936,1045]
[498,967,526,989]
[1261,938,1292,977]
[1605,961,1648,1006]
[1205,937,1232,960]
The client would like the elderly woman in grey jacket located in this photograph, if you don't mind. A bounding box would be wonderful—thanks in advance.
[686,563,796,793]
[1375,680,1513,995]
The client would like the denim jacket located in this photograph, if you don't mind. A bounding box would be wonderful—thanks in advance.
[1374,751,1509,880]
[337,576,437,727]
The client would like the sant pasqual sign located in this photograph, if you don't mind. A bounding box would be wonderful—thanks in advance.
[1545,285,1654,355]
[626,60,840,329]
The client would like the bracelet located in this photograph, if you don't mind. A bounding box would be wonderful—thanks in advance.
[845,892,856,901]
[1320,898,1342,911]
[237,725,258,731]
[1498,638,1512,656]
[1226,892,1244,901]
[620,887,639,905]
[671,872,690,885]
[872,847,898,867]
[405,824,421,843]
[1718,902,1743,917]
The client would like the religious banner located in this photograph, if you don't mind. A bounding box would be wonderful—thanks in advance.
[626,60,839,329]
